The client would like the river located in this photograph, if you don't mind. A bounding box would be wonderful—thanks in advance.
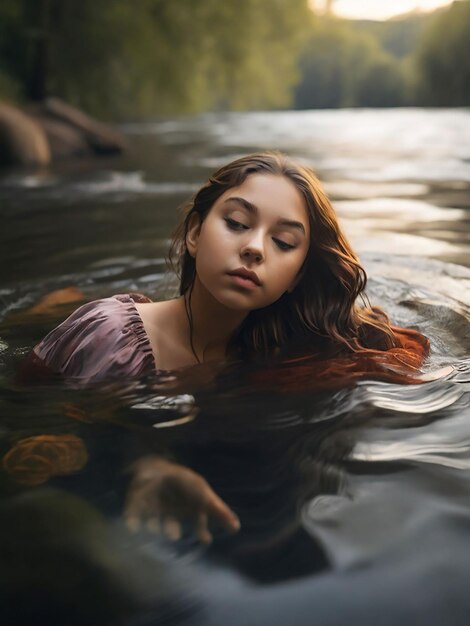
[0,108,469,625]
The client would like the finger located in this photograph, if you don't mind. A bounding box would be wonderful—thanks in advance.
[124,485,161,531]
[204,489,240,533]
[125,515,141,533]
[124,493,146,531]
[146,517,161,534]
[163,517,182,541]
[195,511,212,545]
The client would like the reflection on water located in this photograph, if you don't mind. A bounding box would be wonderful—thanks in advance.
[1,109,470,624]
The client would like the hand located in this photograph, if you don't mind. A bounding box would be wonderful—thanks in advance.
[124,456,240,544]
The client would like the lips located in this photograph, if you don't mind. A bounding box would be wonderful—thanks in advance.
[227,267,261,286]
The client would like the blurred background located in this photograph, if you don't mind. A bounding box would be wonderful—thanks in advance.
[1,0,469,117]
[0,0,469,294]
[1,6,470,624]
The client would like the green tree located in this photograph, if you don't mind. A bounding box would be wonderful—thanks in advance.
[414,0,470,106]
[0,0,26,101]
[294,16,408,109]
[0,0,311,118]
[352,53,408,107]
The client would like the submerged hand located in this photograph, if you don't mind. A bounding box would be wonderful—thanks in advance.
[124,456,240,544]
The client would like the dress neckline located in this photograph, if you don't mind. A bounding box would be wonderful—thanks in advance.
[114,293,160,374]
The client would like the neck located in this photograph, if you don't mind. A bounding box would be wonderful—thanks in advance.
[184,277,247,362]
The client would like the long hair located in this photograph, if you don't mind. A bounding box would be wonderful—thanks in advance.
[168,152,405,360]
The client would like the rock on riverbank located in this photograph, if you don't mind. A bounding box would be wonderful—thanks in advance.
[0,98,126,168]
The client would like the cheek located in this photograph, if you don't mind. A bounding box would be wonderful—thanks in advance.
[275,251,307,284]
[259,261,299,303]
[200,224,228,259]
[194,223,228,275]
[269,250,306,292]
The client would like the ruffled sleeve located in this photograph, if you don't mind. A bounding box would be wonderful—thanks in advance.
[21,294,156,385]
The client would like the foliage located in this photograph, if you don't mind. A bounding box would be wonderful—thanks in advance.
[0,0,311,118]
[413,0,470,106]
[1,0,469,115]
[294,17,410,109]
[295,2,470,109]
[0,0,25,101]
[351,14,432,59]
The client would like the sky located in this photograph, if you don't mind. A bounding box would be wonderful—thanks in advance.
[311,0,455,20]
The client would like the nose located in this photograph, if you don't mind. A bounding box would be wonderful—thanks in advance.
[240,233,264,264]
[241,247,263,263]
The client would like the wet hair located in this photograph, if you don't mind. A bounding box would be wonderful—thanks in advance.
[169,151,400,360]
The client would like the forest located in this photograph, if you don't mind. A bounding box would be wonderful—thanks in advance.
[0,0,469,119]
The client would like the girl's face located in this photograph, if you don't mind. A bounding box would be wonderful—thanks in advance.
[187,173,310,311]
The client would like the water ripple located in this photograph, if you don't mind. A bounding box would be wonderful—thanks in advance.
[351,361,470,469]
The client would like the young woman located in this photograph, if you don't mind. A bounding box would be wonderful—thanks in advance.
[22,151,429,383]
[17,151,431,543]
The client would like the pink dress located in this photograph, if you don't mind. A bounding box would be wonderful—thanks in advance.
[22,294,157,384]
[20,293,431,389]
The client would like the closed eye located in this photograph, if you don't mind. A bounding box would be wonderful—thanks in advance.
[273,238,296,251]
[224,217,249,231]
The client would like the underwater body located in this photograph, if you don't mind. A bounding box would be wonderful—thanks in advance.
[1,109,470,625]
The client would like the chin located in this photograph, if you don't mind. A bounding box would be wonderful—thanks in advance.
[218,297,255,312]
[212,289,261,312]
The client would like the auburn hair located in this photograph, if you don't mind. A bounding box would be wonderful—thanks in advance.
[169,152,404,361]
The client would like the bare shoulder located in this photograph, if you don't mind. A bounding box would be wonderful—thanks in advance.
[134,299,174,327]
[133,297,191,370]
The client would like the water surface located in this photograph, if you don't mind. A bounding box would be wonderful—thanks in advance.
[1,108,469,625]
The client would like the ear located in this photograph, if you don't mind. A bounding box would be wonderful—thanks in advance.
[186,213,202,258]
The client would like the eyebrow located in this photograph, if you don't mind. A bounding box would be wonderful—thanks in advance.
[223,197,306,235]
